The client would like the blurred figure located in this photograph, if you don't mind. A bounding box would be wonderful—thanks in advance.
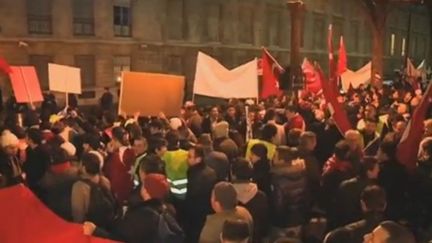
[0,130,23,186]
[221,219,251,243]
[363,221,415,243]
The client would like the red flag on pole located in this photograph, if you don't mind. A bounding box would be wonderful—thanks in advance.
[260,48,284,99]
[316,65,352,135]
[0,56,12,75]
[337,36,347,76]
[301,58,322,94]
[397,82,432,172]
[327,25,339,96]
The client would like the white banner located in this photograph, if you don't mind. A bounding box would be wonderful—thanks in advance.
[49,63,82,94]
[193,52,258,99]
[341,62,371,91]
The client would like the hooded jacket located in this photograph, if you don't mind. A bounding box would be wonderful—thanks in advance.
[233,182,269,243]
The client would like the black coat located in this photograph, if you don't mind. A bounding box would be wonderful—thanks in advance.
[23,145,50,193]
[204,150,229,181]
[0,151,23,186]
[253,159,272,198]
[378,159,408,221]
[184,162,217,243]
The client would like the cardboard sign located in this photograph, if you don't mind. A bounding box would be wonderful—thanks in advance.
[119,71,185,117]
[9,66,43,103]
[48,63,81,94]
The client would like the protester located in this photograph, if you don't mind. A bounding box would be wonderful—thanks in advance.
[198,134,230,181]
[249,143,272,198]
[363,221,416,243]
[221,219,251,243]
[0,130,23,186]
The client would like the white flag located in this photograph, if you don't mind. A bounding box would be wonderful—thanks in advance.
[193,52,258,99]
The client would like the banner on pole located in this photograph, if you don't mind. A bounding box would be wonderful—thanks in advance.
[9,66,43,103]
[49,63,81,94]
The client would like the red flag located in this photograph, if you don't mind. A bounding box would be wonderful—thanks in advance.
[397,82,432,172]
[316,65,352,135]
[0,56,12,74]
[327,25,339,96]
[0,184,116,243]
[301,58,322,94]
[337,36,347,76]
[260,48,283,99]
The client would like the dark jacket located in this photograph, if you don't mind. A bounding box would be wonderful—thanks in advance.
[325,212,384,243]
[298,148,321,204]
[0,151,23,186]
[184,161,217,243]
[336,177,377,227]
[253,158,272,198]
[204,150,229,181]
[214,136,239,161]
[378,159,408,221]
[23,145,50,194]
[233,182,269,243]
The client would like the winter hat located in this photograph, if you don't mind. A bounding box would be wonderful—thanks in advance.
[144,174,170,200]
[214,181,238,210]
[0,130,19,148]
[169,117,183,131]
[213,121,229,139]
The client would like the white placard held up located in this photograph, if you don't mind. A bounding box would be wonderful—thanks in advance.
[49,63,82,94]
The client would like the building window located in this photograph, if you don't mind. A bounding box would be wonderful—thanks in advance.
[75,55,95,88]
[350,21,359,53]
[204,4,222,42]
[390,33,395,56]
[114,3,131,37]
[401,37,406,56]
[267,6,281,47]
[313,14,325,50]
[167,0,185,40]
[73,0,94,36]
[27,0,52,34]
[332,0,343,16]
[238,4,254,44]
[29,55,52,90]
[113,56,130,83]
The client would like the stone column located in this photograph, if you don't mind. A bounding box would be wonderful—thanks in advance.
[287,0,305,90]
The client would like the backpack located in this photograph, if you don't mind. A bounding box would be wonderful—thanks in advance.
[151,207,185,243]
[80,179,120,228]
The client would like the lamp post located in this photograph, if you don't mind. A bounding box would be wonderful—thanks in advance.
[287,0,305,91]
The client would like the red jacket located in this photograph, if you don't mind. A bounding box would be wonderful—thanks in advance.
[104,147,135,204]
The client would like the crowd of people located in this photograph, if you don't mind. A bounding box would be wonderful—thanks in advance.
[0,80,431,243]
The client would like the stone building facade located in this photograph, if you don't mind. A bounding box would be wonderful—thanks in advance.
[0,0,430,104]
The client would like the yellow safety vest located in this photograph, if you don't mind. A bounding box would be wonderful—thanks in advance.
[162,149,189,198]
[245,139,276,161]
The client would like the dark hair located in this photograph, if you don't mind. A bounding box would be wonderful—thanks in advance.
[359,156,379,178]
[191,145,205,160]
[250,143,267,160]
[214,181,237,210]
[83,134,101,150]
[285,105,298,113]
[261,124,277,142]
[27,128,42,145]
[221,219,250,242]
[232,158,253,181]
[149,119,163,130]
[334,140,350,161]
[112,126,129,146]
[139,154,163,174]
[361,185,386,212]
[81,152,101,175]
[263,108,276,123]
[51,146,69,165]
[165,130,180,148]
[379,221,415,243]
[287,128,303,147]
[151,138,167,153]
[379,139,397,159]
[276,146,299,163]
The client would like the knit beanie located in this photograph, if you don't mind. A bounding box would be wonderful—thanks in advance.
[1,130,19,148]
[144,174,170,200]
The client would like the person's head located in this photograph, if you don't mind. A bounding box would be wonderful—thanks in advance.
[211,182,238,213]
[213,121,229,139]
[198,133,213,153]
[232,158,253,181]
[285,105,298,120]
[363,221,415,243]
[249,143,267,163]
[287,128,303,147]
[364,104,377,120]
[133,136,148,156]
[104,87,110,92]
[149,119,164,135]
[188,145,205,166]
[359,156,380,179]
[0,130,19,156]
[169,117,183,131]
[26,128,42,147]
[220,219,250,243]
[424,119,432,137]
[81,152,101,176]
[153,138,167,158]
[299,131,317,152]
[421,139,432,160]
[377,139,397,162]
[360,185,386,214]
[396,103,408,115]
[334,140,350,161]
[111,126,129,148]
[210,106,220,119]
[165,130,180,150]
[227,105,236,118]
[263,108,277,123]
[82,134,101,153]
[364,118,378,135]
[139,154,163,182]
[345,129,363,151]
[261,123,277,142]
